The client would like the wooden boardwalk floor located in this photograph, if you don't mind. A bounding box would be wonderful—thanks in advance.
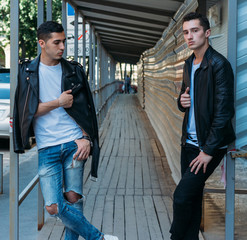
[37,94,247,240]
[38,94,177,240]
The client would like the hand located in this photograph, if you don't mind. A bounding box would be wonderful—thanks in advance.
[190,151,213,174]
[74,138,91,161]
[180,87,191,108]
[58,90,73,108]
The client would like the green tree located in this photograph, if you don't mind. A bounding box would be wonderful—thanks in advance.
[0,1,10,49]
[0,0,62,59]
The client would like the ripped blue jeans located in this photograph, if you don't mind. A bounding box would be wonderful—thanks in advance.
[38,140,103,240]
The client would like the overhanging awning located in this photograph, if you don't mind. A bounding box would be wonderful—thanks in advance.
[69,0,184,64]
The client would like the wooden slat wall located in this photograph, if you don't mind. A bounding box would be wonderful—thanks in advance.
[236,0,247,150]
[137,0,198,183]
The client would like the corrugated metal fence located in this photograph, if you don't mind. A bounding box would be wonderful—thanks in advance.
[137,0,198,182]
[236,0,247,150]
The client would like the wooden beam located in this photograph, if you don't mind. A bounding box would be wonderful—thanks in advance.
[91,22,162,37]
[84,17,165,32]
[78,6,169,26]
[95,27,159,40]
[100,35,153,47]
[76,0,180,16]
[97,30,157,43]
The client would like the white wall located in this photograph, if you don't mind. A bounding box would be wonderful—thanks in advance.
[209,0,228,57]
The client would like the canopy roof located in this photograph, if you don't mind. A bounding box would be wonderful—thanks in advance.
[69,0,184,64]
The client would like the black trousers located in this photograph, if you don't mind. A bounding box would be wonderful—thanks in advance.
[170,143,226,240]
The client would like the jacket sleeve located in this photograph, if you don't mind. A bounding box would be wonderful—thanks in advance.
[202,59,235,155]
[78,66,100,179]
[13,69,25,153]
[78,66,99,142]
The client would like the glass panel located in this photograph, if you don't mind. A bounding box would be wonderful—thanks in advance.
[0,73,10,84]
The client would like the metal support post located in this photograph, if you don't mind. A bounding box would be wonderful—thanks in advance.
[83,16,86,68]
[113,61,117,96]
[110,59,116,105]
[226,0,237,238]
[37,1,45,231]
[79,15,83,65]
[10,0,19,239]
[37,182,44,230]
[124,63,127,80]
[124,63,127,93]
[62,0,67,57]
[46,0,52,21]
[92,28,96,93]
[103,49,107,120]
[89,24,93,88]
[142,54,145,109]
[108,56,111,83]
[225,152,235,240]
[106,51,109,111]
[130,64,133,79]
[99,47,104,124]
[96,35,100,117]
[74,8,78,61]
[0,153,3,194]
[96,35,100,87]
[120,63,123,80]
[37,0,44,54]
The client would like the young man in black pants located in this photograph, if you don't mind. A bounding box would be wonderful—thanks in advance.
[170,12,235,240]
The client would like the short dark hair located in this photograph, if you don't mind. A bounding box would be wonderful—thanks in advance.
[37,21,64,41]
[183,12,210,32]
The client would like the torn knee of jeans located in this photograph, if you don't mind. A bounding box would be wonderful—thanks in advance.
[74,195,85,204]
[46,203,58,216]
[64,191,85,204]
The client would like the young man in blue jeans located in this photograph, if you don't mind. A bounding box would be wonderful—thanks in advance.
[13,21,118,240]
[170,12,235,240]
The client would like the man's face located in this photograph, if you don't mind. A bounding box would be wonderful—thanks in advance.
[182,19,210,51]
[39,32,66,64]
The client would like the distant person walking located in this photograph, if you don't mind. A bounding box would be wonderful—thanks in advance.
[125,75,131,94]
[13,21,118,240]
[170,12,235,240]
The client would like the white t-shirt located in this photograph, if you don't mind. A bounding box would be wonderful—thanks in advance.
[33,62,82,150]
[186,60,201,146]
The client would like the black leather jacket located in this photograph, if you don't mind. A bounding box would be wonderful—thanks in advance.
[13,55,100,179]
[177,46,235,156]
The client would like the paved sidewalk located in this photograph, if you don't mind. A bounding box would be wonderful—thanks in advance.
[0,146,40,240]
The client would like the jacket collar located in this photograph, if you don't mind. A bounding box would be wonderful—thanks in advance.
[26,55,76,93]
[24,55,41,97]
[26,55,69,95]
[27,54,41,72]
[60,58,77,91]
[185,45,214,70]
[60,57,74,75]
[28,54,70,72]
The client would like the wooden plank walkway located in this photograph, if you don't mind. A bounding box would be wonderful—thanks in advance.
[37,94,177,240]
